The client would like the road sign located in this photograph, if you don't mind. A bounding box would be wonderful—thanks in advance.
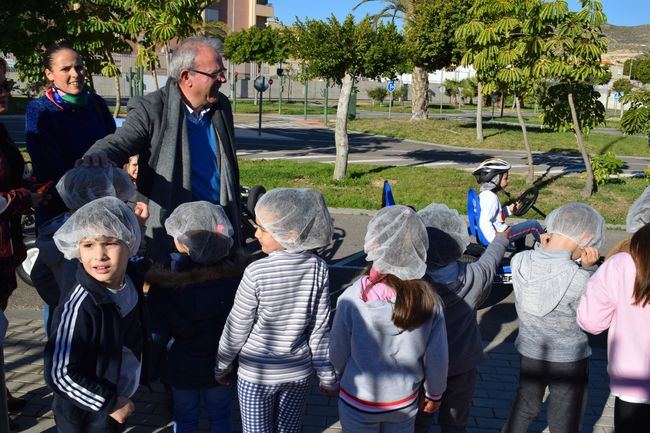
[254,76,269,92]
[613,92,621,102]
[387,81,395,93]
[269,79,274,85]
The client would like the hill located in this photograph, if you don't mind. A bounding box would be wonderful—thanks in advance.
[602,23,650,53]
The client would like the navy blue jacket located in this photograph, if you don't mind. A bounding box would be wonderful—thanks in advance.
[25,93,115,225]
[44,260,150,416]
[147,253,247,389]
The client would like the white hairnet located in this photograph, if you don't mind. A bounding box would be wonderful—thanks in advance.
[254,188,333,252]
[544,202,605,249]
[56,166,136,210]
[53,197,141,260]
[164,201,234,264]
[418,203,471,266]
[364,205,429,280]
[626,186,650,234]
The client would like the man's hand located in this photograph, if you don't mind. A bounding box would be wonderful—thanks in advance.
[419,397,441,414]
[76,150,111,168]
[216,377,230,385]
[580,247,599,268]
[134,202,149,226]
[109,396,135,424]
[319,384,339,397]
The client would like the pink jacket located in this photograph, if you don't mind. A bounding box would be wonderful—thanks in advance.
[577,252,650,402]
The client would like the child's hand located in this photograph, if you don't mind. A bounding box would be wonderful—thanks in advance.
[109,396,135,424]
[579,247,599,268]
[508,202,518,213]
[30,192,46,207]
[134,202,149,225]
[495,227,511,238]
[419,397,441,413]
[319,384,339,397]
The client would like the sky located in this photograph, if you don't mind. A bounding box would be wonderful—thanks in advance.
[274,0,650,27]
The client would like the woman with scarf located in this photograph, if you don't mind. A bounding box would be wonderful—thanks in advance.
[25,42,115,228]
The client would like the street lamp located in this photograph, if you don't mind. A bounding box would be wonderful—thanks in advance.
[439,85,445,113]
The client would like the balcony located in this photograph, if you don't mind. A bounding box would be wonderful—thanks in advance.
[255,1,274,18]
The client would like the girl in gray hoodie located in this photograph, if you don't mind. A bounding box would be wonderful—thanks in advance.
[330,205,448,433]
[502,203,605,433]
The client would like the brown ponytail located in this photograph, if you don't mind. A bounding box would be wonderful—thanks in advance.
[385,274,438,330]
[631,223,650,307]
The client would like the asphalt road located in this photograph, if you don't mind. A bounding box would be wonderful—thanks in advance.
[4,114,648,177]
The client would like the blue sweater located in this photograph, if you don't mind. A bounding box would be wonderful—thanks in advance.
[25,93,115,225]
[186,115,220,203]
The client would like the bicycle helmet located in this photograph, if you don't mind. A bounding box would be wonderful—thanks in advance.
[472,158,511,183]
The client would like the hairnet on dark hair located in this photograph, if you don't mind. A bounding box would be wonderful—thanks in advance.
[418,203,470,266]
[254,188,333,252]
[364,206,428,280]
[53,197,141,260]
[164,201,234,264]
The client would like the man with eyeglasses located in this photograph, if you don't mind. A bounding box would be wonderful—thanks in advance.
[82,37,241,262]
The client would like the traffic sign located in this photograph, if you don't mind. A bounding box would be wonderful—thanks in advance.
[387,81,395,93]
[613,92,621,101]
[254,76,269,92]
[269,79,274,85]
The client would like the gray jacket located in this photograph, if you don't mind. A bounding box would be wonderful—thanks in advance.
[330,278,448,406]
[85,79,241,261]
[511,247,595,362]
[426,235,508,375]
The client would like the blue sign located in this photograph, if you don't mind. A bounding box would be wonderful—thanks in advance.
[387,81,395,93]
[613,92,621,101]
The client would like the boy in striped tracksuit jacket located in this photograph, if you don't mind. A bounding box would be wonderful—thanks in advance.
[44,197,148,433]
[215,188,338,433]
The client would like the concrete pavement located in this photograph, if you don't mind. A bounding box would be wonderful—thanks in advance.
[4,209,629,432]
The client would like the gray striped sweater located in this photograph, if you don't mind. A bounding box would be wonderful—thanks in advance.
[215,250,337,387]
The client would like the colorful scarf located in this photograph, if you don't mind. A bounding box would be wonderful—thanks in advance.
[44,87,88,109]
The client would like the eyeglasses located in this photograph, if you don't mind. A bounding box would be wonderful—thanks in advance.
[189,69,224,80]
[0,79,14,93]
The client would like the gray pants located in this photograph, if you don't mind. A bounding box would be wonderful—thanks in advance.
[414,369,477,433]
[338,399,417,433]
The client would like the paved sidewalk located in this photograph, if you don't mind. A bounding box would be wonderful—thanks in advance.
[4,312,614,433]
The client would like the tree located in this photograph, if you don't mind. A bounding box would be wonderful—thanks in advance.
[537,0,609,198]
[125,0,210,91]
[457,0,548,184]
[355,0,468,120]
[224,26,294,74]
[193,20,230,40]
[612,77,633,118]
[620,88,650,147]
[443,79,460,104]
[460,77,478,104]
[294,16,404,180]
[623,57,650,83]
[367,87,389,105]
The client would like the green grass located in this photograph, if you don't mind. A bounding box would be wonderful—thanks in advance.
[348,117,650,157]
[239,159,648,225]
[231,100,337,115]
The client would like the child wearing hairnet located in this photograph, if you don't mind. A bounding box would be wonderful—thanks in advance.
[502,202,605,433]
[146,201,248,433]
[606,185,649,258]
[45,197,147,432]
[31,165,141,336]
[329,205,448,432]
[577,222,650,432]
[215,188,337,433]
[414,203,510,433]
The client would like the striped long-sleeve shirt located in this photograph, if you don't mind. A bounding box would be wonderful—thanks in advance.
[215,250,337,387]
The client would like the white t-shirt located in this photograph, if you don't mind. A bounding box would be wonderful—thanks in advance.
[478,190,510,242]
